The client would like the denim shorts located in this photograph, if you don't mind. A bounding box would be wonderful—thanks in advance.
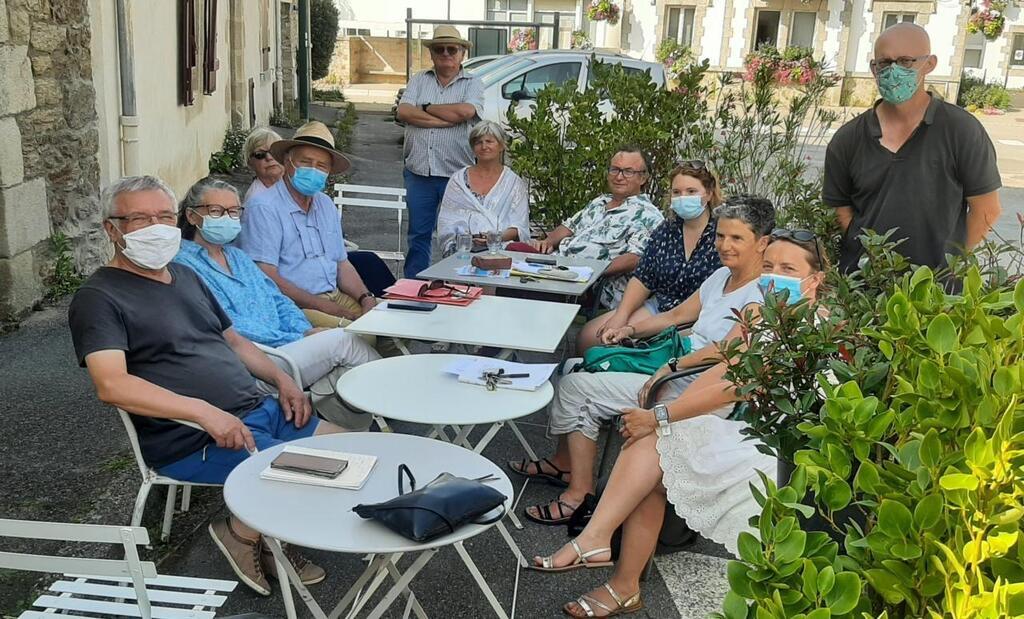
[158,398,319,484]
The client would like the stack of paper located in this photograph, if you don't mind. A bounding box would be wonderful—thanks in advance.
[260,445,377,490]
[443,357,558,392]
[510,262,594,283]
[455,265,511,278]
[383,279,484,306]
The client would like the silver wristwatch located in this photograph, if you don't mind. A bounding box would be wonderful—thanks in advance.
[653,403,671,436]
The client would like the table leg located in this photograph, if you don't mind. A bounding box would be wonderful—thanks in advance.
[451,424,476,450]
[496,348,514,360]
[384,558,429,619]
[392,337,413,356]
[328,553,392,619]
[373,415,393,432]
[507,477,528,530]
[469,422,504,454]
[365,549,438,619]
[495,520,528,567]
[454,541,510,619]
[506,420,539,461]
[264,537,328,619]
[431,424,453,442]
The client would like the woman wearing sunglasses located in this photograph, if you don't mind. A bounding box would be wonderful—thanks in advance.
[530,229,829,618]
[242,128,284,206]
[576,161,723,354]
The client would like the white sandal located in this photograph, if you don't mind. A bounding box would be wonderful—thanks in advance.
[530,538,613,573]
[565,582,643,617]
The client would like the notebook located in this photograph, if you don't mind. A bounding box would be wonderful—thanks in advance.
[260,445,377,490]
[383,278,484,306]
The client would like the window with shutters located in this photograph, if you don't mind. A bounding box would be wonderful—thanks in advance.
[202,0,218,95]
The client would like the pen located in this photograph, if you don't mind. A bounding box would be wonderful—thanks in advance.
[501,373,530,379]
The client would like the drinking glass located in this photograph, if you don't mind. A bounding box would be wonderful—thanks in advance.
[486,230,503,254]
[455,232,473,259]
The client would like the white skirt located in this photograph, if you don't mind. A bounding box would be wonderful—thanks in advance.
[656,413,777,557]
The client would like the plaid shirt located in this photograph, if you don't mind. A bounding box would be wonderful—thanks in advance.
[400,68,484,178]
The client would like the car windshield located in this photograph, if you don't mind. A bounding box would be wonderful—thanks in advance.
[482,58,536,87]
[468,54,519,77]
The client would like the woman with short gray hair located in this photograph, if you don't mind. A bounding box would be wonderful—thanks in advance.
[242,127,283,205]
[435,119,530,255]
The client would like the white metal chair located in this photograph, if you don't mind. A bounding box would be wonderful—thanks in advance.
[333,183,407,268]
[0,517,235,618]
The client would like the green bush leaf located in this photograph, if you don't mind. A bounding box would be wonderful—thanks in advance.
[726,560,754,597]
[877,499,913,538]
[824,572,861,614]
[821,478,852,511]
[891,541,923,559]
[925,314,957,355]
[804,609,830,619]
[738,532,765,564]
[801,559,818,600]
[993,367,1018,397]
[854,461,880,494]
[1014,278,1024,312]
[913,494,943,530]
[865,568,906,604]
[722,590,749,619]
[775,529,807,563]
[815,565,834,597]
[939,473,979,491]
[919,429,942,468]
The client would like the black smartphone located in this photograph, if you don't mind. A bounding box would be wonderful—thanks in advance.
[271,452,348,478]
[386,300,438,312]
[470,245,488,253]
[525,255,557,265]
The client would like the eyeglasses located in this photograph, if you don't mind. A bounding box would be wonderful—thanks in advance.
[417,280,471,298]
[190,204,244,219]
[608,167,648,179]
[771,228,822,269]
[431,45,463,56]
[251,150,273,160]
[108,212,178,227]
[676,159,706,170]
[869,55,930,71]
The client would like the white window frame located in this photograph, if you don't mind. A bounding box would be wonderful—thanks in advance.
[882,12,916,30]
[752,9,782,51]
[788,11,816,50]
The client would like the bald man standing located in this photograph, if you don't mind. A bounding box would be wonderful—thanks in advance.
[824,23,1002,272]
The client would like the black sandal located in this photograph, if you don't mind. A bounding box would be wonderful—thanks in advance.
[508,458,571,487]
[524,498,579,526]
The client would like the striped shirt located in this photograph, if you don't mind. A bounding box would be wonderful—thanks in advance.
[400,68,484,178]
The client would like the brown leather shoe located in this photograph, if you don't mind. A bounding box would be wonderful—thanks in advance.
[261,542,327,586]
[208,518,271,596]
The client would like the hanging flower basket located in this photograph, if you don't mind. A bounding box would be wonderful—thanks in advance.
[508,28,538,52]
[587,0,620,26]
[967,0,1007,41]
[571,30,593,50]
[743,46,836,87]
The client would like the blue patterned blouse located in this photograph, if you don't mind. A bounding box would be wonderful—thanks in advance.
[173,240,312,347]
[633,217,722,312]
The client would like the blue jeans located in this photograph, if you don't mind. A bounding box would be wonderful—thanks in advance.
[158,398,319,484]
[403,169,450,278]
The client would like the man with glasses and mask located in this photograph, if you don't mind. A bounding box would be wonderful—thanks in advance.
[824,22,1002,273]
[396,25,484,278]
[239,121,379,329]
[513,146,664,308]
[70,175,343,595]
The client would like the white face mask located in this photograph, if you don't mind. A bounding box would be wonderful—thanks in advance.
[117,224,181,271]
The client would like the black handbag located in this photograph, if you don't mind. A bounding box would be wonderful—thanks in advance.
[352,464,508,543]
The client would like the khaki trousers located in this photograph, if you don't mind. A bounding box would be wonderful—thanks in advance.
[303,290,363,328]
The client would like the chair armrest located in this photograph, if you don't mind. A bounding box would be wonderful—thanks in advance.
[252,342,303,386]
[641,363,716,408]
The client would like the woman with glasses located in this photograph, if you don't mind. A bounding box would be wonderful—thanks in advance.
[174,178,380,430]
[532,228,829,618]
[435,120,529,256]
[242,128,284,206]
[576,161,724,354]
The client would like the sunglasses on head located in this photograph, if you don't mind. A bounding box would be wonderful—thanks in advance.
[677,159,706,170]
[252,150,273,160]
[417,279,471,298]
[431,45,463,56]
[771,228,822,267]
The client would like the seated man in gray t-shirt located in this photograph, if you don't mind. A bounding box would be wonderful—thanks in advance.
[69,176,343,596]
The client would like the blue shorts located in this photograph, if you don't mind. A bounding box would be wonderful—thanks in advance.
[158,398,319,484]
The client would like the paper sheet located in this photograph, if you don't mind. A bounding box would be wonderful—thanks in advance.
[260,445,377,490]
[511,262,594,283]
[455,265,511,279]
[442,357,557,392]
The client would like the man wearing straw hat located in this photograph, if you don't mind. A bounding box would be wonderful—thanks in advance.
[240,120,379,328]
[397,25,484,278]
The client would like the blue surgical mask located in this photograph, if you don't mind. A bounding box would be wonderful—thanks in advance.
[291,166,328,196]
[670,195,705,220]
[759,273,805,305]
[876,65,919,105]
[199,214,241,245]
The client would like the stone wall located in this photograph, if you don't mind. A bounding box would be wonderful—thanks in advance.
[0,0,103,321]
[323,36,432,86]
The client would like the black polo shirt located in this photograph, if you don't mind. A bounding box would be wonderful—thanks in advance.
[823,95,1001,272]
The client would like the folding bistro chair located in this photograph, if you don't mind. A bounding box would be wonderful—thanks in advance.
[333,183,407,275]
[0,517,235,618]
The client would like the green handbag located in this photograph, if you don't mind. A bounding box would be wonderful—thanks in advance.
[576,327,692,375]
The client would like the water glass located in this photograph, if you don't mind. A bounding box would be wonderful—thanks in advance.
[455,232,473,259]
[486,230,503,254]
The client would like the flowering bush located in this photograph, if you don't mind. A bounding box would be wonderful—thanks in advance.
[744,46,835,87]
[508,28,537,52]
[967,0,1007,41]
[656,39,695,88]
[587,0,620,26]
[571,29,592,50]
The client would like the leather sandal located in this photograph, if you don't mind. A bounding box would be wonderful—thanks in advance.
[564,582,643,617]
[508,458,571,487]
[524,498,578,526]
[529,538,613,573]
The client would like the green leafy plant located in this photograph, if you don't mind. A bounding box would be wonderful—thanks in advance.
[333,102,357,152]
[312,87,345,103]
[44,231,83,301]
[655,39,694,88]
[310,0,340,81]
[958,75,1011,112]
[270,103,302,129]
[207,128,249,174]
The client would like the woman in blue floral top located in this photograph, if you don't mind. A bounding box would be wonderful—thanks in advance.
[173,178,379,429]
[577,162,724,353]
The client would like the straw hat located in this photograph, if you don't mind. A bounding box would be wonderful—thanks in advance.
[421,25,471,50]
[269,121,351,174]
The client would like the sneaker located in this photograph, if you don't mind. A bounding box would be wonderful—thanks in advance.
[208,518,271,596]
[261,542,327,586]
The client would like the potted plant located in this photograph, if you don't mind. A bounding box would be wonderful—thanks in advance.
[587,0,620,26]
[968,0,1008,41]
[508,28,538,52]
[571,29,593,50]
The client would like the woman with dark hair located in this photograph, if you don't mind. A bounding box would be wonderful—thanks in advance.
[576,160,725,353]
[173,178,379,430]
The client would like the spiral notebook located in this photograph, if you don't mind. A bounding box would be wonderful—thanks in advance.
[260,445,377,490]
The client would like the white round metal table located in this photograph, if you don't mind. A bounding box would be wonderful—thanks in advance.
[224,432,516,619]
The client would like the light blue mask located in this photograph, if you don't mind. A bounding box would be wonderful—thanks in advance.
[670,195,705,220]
[291,166,328,196]
[198,214,241,245]
[876,64,919,105]
[759,273,804,305]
